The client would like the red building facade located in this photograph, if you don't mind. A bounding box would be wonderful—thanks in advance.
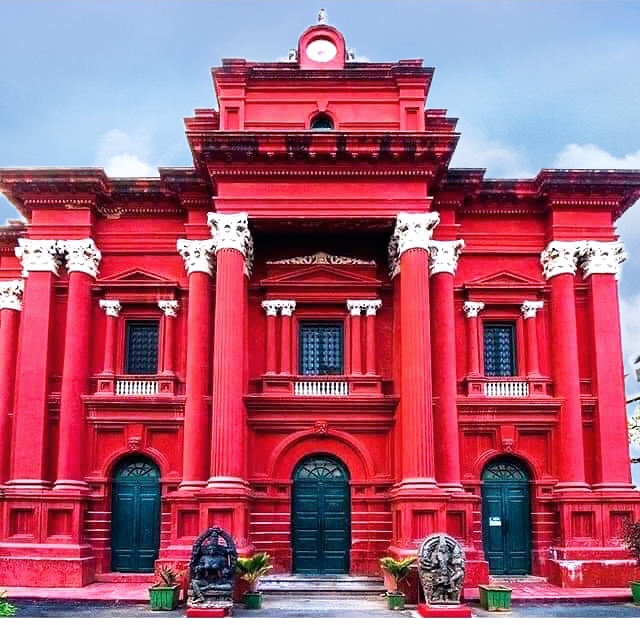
[1,21,640,589]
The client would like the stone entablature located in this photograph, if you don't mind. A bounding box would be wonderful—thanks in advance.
[0,279,24,311]
[59,238,102,278]
[177,239,215,276]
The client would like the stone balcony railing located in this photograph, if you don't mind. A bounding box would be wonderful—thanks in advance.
[259,374,382,396]
[293,379,349,396]
[93,374,177,396]
[465,376,551,398]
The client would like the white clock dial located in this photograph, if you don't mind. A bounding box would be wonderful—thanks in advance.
[306,39,337,63]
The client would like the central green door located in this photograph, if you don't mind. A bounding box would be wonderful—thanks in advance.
[111,456,161,573]
[481,459,531,575]
[292,456,350,574]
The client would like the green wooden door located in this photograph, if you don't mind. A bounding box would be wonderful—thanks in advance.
[111,457,161,572]
[292,456,350,574]
[481,459,531,575]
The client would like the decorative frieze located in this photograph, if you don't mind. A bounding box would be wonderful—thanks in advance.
[99,299,121,317]
[207,212,254,277]
[59,238,102,278]
[463,301,485,318]
[15,238,62,275]
[388,212,440,278]
[261,299,296,316]
[177,239,215,276]
[158,300,180,317]
[540,241,582,280]
[426,240,465,276]
[579,240,628,280]
[269,251,375,265]
[0,279,24,311]
[521,301,544,319]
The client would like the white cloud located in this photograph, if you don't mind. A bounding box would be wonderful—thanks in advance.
[94,129,157,178]
[554,144,640,169]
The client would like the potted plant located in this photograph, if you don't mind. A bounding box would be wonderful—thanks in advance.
[379,556,417,610]
[236,552,273,609]
[478,584,512,612]
[148,566,181,611]
[0,589,17,617]
[621,519,640,605]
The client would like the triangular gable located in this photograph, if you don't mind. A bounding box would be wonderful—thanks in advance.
[262,263,381,288]
[465,270,543,289]
[99,267,173,283]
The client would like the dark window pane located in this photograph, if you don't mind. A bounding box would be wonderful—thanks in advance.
[484,324,516,377]
[310,113,334,131]
[125,320,159,374]
[299,322,343,375]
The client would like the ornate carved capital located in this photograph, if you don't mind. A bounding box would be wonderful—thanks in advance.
[0,279,24,311]
[579,240,629,280]
[59,238,102,278]
[540,241,582,280]
[177,239,215,276]
[347,299,382,316]
[388,211,440,277]
[427,239,465,276]
[262,299,296,316]
[280,300,296,316]
[346,300,364,316]
[158,300,179,317]
[99,299,121,317]
[463,301,484,318]
[521,300,544,319]
[15,238,62,275]
[364,300,382,316]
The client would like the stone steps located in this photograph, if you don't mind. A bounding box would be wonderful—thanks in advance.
[260,575,386,597]
[94,572,155,584]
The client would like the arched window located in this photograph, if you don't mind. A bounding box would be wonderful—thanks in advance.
[310,113,334,131]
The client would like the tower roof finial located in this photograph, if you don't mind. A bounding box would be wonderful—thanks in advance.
[317,8,327,25]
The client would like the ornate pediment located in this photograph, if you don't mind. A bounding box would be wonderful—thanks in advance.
[465,270,542,288]
[268,251,375,266]
[99,267,174,283]
[463,269,545,303]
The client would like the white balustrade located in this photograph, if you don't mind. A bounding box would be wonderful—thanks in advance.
[294,380,349,396]
[484,380,530,397]
[115,379,159,396]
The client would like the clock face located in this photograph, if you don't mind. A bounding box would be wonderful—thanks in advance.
[306,38,337,63]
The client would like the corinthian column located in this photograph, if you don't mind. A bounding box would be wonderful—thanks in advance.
[541,241,588,492]
[389,212,440,488]
[521,301,544,376]
[579,240,633,490]
[428,240,464,490]
[463,302,484,377]
[177,239,214,490]
[158,300,179,375]
[55,239,101,490]
[0,280,23,484]
[207,213,253,490]
[9,239,61,488]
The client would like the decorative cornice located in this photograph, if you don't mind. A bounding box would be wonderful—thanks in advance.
[99,299,121,317]
[269,251,375,266]
[0,279,24,311]
[158,300,180,317]
[176,239,215,276]
[521,300,544,319]
[15,238,62,276]
[59,238,101,278]
[463,301,484,318]
[540,241,582,280]
[388,212,440,278]
[426,239,465,276]
[579,240,629,280]
[207,212,254,277]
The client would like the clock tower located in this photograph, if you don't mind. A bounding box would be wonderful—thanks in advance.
[298,19,347,70]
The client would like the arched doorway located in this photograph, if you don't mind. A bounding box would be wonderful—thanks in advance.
[481,457,531,575]
[292,455,350,574]
[111,455,161,572]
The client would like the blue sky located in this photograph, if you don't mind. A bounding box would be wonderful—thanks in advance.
[2,1,640,462]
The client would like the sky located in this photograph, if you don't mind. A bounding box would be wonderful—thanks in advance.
[2,0,640,468]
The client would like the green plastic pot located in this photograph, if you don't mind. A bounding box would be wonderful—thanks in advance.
[631,581,640,605]
[387,592,406,610]
[478,584,512,612]
[244,591,263,609]
[148,585,180,611]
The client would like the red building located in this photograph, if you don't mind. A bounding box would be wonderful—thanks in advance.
[1,19,640,589]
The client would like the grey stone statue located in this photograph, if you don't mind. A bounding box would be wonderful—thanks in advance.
[418,533,465,605]
[188,527,238,608]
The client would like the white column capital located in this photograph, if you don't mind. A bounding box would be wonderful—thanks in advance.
[59,238,102,278]
[261,299,296,316]
[346,300,365,316]
[521,300,544,319]
[177,239,215,276]
[388,211,440,277]
[280,300,296,316]
[579,240,629,280]
[15,238,62,276]
[99,299,121,317]
[540,241,582,280]
[158,300,180,317]
[463,301,484,318]
[364,300,382,316]
[207,212,254,277]
[426,239,465,276]
[0,279,24,311]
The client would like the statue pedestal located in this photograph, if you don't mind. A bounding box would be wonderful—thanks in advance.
[186,606,231,618]
[417,604,472,618]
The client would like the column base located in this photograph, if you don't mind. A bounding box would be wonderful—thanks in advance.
[4,479,52,491]
[552,481,591,493]
[205,476,251,493]
[178,480,207,491]
[53,480,90,492]
[591,482,637,492]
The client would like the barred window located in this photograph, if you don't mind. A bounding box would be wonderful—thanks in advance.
[299,322,344,375]
[125,320,159,375]
[483,323,516,377]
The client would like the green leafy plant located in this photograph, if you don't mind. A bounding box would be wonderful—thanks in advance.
[236,553,273,592]
[622,519,640,566]
[379,556,417,590]
[0,590,17,617]
[155,566,179,587]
